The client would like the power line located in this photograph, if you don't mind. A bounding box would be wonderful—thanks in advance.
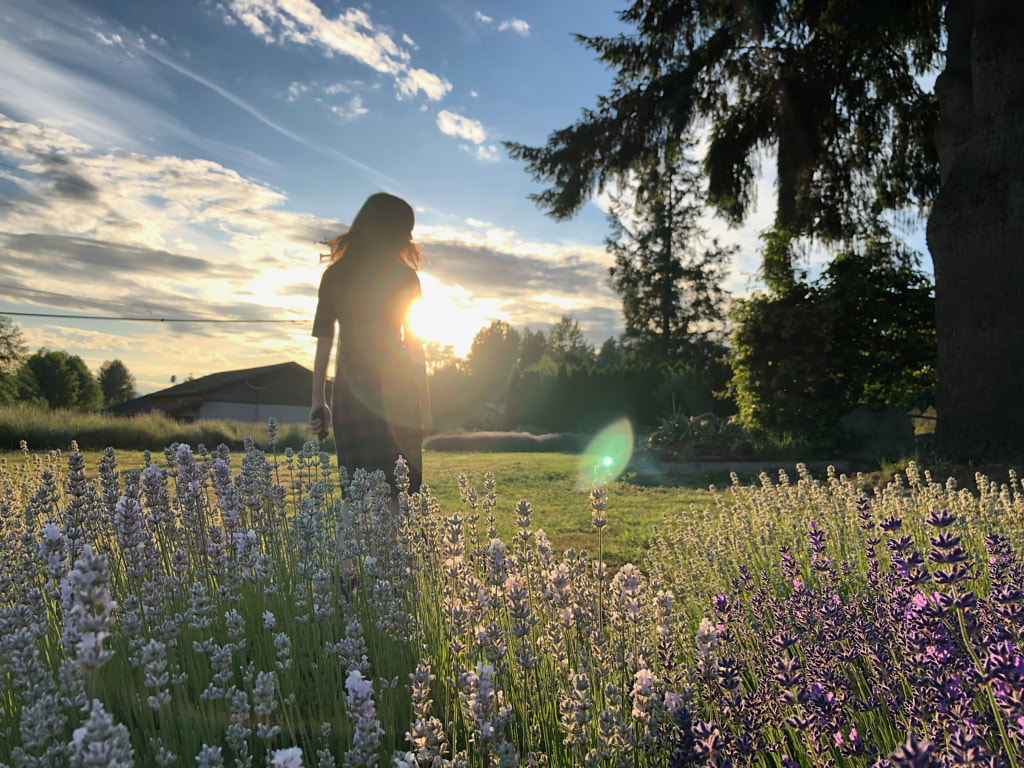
[0,311,306,324]
[0,281,248,320]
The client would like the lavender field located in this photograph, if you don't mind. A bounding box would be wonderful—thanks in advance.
[1,431,1023,768]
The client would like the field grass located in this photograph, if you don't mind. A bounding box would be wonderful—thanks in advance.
[0,403,318,452]
[421,452,713,568]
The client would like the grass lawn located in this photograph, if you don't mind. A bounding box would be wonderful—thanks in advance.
[424,451,713,568]
[2,447,714,569]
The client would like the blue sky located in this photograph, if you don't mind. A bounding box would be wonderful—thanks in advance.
[0,0,783,394]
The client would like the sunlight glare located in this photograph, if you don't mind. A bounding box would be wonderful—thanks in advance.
[407,278,492,358]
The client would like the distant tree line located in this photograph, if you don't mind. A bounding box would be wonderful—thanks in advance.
[426,120,935,452]
[0,317,137,411]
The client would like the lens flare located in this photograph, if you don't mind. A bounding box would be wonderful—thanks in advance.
[576,417,634,490]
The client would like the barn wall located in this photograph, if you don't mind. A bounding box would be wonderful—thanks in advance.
[198,402,310,424]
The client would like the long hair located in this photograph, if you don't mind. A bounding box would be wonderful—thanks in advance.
[321,192,421,269]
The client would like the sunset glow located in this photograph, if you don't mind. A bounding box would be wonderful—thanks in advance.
[406,276,496,358]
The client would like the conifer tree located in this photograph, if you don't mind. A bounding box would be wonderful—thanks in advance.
[606,152,732,368]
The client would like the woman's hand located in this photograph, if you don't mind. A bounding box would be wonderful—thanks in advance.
[310,402,331,440]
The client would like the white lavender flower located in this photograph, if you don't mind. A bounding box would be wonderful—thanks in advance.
[195,744,224,768]
[66,544,117,672]
[68,699,134,768]
[141,640,171,709]
[344,670,383,768]
[271,746,304,768]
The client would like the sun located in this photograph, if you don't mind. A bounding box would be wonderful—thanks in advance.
[405,277,492,358]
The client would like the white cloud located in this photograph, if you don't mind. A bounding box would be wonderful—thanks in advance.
[402,33,416,48]
[95,32,124,47]
[287,81,310,101]
[0,110,620,385]
[476,144,499,162]
[437,110,485,144]
[498,18,530,36]
[223,0,451,101]
[474,11,493,24]
[397,68,453,101]
[0,112,343,390]
[330,96,369,121]
[470,90,479,98]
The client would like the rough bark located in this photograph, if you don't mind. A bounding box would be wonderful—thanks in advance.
[926,0,1024,461]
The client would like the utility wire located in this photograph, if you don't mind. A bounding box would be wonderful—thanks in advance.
[0,281,266,320]
[0,311,306,324]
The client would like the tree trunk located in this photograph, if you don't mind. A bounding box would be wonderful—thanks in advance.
[927,0,1024,461]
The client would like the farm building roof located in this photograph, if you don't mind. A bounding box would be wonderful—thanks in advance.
[108,361,316,418]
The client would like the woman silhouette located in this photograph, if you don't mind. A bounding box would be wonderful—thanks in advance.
[310,193,431,494]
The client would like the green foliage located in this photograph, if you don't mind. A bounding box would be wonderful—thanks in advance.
[424,341,461,375]
[518,327,547,370]
[645,411,747,453]
[729,239,936,447]
[0,317,28,406]
[595,337,622,368]
[546,315,594,368]
[652,366,720,420]
[21,348,104,411]
[0,316,26,374]
[97,359,137,407]
[467,320,521,401]
[505,362,726,434]
[427,366,497,432]
[506,0,942,243]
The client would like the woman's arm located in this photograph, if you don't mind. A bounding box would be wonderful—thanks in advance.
[310,335,333,437]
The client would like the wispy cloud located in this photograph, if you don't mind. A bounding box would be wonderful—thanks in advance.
[397,69,451,101]
[221,0,452,101]
[95,31,124,47]
[437,110,486,144]
[286,81,310,101]
[330,96,369,122]
[475,144,500,162]
[498,18,530,36]
[474,11,493,24]
[0,110,623,386]
[139,47,405,188]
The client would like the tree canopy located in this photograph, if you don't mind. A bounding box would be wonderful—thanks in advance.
[468,320,522,401]
[606,152,732,367]
[98,359,137,407]
[0,317,28,405]
[22,349,103,411]
[546,316,594,369]
[507,0,942,245]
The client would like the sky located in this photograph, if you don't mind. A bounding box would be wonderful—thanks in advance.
[0,0,785,395]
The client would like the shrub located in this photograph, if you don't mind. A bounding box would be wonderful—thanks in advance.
[729,240,936,450]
